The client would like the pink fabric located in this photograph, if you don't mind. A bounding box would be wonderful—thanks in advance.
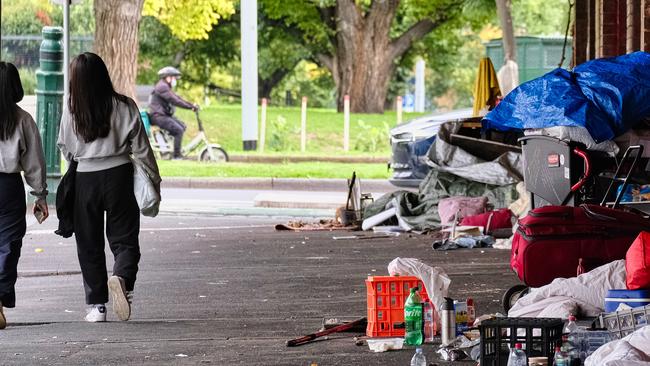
[438,196,488,225]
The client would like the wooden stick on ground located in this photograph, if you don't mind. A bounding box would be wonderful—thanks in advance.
[286,317,367,347]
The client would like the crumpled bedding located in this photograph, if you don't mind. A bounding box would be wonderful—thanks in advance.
[508,260,626,318]
[585,326,650,366]
[364,121,521,232]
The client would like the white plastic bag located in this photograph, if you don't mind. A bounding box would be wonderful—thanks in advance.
[388,257,451,328]
[132,158,160,217]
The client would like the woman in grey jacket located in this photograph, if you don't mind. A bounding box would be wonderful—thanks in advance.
[0,62,49,329]
[57,53,160,322]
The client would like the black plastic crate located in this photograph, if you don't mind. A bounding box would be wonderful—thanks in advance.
[479,317,564,366]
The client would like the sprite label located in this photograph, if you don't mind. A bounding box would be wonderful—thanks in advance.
[404,287,423,345]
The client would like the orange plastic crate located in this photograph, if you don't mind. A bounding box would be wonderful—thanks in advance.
[365,275,429,338]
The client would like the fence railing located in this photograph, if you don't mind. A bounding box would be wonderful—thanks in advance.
[1,35,94,69]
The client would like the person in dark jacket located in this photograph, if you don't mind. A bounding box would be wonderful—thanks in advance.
[148,66,198,159]
[0,62,49,329]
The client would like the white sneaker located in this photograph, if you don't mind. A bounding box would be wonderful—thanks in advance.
[108,276,131,321]
[0,302,6,329]
[84,304,107,322]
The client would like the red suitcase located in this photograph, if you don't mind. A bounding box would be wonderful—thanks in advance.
[511,204,650,288]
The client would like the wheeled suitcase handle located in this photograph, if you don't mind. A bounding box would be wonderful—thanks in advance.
[581,204,617,221]
[571,147,591,192]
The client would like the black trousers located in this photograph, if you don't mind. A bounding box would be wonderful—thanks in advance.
[150,114,186,158]
[0,173,26,308]
[74,163,141,305]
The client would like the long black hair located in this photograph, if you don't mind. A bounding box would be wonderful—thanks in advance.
[0,62,25,141]
[68,52,128,143]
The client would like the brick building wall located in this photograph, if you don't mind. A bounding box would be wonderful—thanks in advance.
[574,0,649,65]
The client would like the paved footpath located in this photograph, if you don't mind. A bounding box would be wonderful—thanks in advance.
[1,212,518,365]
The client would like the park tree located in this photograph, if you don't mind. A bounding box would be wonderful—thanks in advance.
[495,0,516,63]
[94,0,234,98]
[261,0,476,113]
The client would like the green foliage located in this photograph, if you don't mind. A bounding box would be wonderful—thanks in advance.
[143,0,235,41]
[267,115,296,152]
[50,0,95,35]
[258,20,310,82]
[354,120,390,153]
[512,0,571,36]
[0,0,55,34]
[18,68,37,95]
[259,0,333,52]
[1,0,94,35]
[157,160,391,179]
[271,61,336,108]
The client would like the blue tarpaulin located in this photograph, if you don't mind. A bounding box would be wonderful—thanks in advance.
[483,52,650,143]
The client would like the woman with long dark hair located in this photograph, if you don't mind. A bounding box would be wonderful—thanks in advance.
[0,62,49,329]
[57,53,160,322]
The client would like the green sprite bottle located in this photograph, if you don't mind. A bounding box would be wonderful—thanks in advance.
[404,287,423,346]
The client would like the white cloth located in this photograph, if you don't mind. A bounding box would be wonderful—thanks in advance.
[497,60,519,96]
[388,257,451,327]
[585,326,650,366]
[508,260,626,318]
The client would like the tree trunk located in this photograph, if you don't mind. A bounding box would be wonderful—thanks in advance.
[258,62,298,100]
[316,0,445,113]
[495,0,517,62]
[94,0,144,99]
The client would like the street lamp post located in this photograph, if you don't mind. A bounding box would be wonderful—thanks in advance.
[240,0,259,150]
[63,0,70,98]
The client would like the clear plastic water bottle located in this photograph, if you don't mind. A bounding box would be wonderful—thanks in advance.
[410,348,426,366]
[422,299,435,343]
[506,343,527,366]
[564,315,578,333]
[553,345,568,366]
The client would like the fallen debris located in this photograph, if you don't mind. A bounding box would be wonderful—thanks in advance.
[274,219,347,232]
[332,233,398,240]
[286,317,367,347]
[366,338,404,353]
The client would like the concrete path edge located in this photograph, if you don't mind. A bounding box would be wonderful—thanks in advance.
[161,177,398,192]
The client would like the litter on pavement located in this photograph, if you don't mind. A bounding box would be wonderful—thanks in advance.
[280,52,650,365]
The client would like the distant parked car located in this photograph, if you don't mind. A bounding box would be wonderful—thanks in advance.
[389,109,474,187]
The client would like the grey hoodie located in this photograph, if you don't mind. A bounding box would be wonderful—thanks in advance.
[0,106,47,198]
[57,97,161,188]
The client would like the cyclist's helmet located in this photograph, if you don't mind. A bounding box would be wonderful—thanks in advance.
[157,66,182,79]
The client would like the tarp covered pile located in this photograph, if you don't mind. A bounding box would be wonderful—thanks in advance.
[484,52,650,143]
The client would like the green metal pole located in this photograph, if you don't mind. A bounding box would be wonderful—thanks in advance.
[36,27,64,201]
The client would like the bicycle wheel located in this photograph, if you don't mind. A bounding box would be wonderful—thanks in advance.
[199,146,228,163]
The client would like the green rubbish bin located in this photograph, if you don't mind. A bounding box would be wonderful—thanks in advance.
[35,26,64,201]
[485,36,573,83]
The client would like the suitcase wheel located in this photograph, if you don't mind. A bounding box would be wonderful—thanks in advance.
[502,284,529,313]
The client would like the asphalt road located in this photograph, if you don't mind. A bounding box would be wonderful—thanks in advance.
[1,213,519,365]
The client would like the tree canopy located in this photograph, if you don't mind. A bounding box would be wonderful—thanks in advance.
[142,0,235,41]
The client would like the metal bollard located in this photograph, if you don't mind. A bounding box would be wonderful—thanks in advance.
[36,26,65,199]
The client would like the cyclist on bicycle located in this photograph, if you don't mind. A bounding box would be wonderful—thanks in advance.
[148,66,198,159]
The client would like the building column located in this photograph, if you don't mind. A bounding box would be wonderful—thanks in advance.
[574,0,589,65]
[641,0,650,52]
[627,0,642,52]
[600,0,628,57]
